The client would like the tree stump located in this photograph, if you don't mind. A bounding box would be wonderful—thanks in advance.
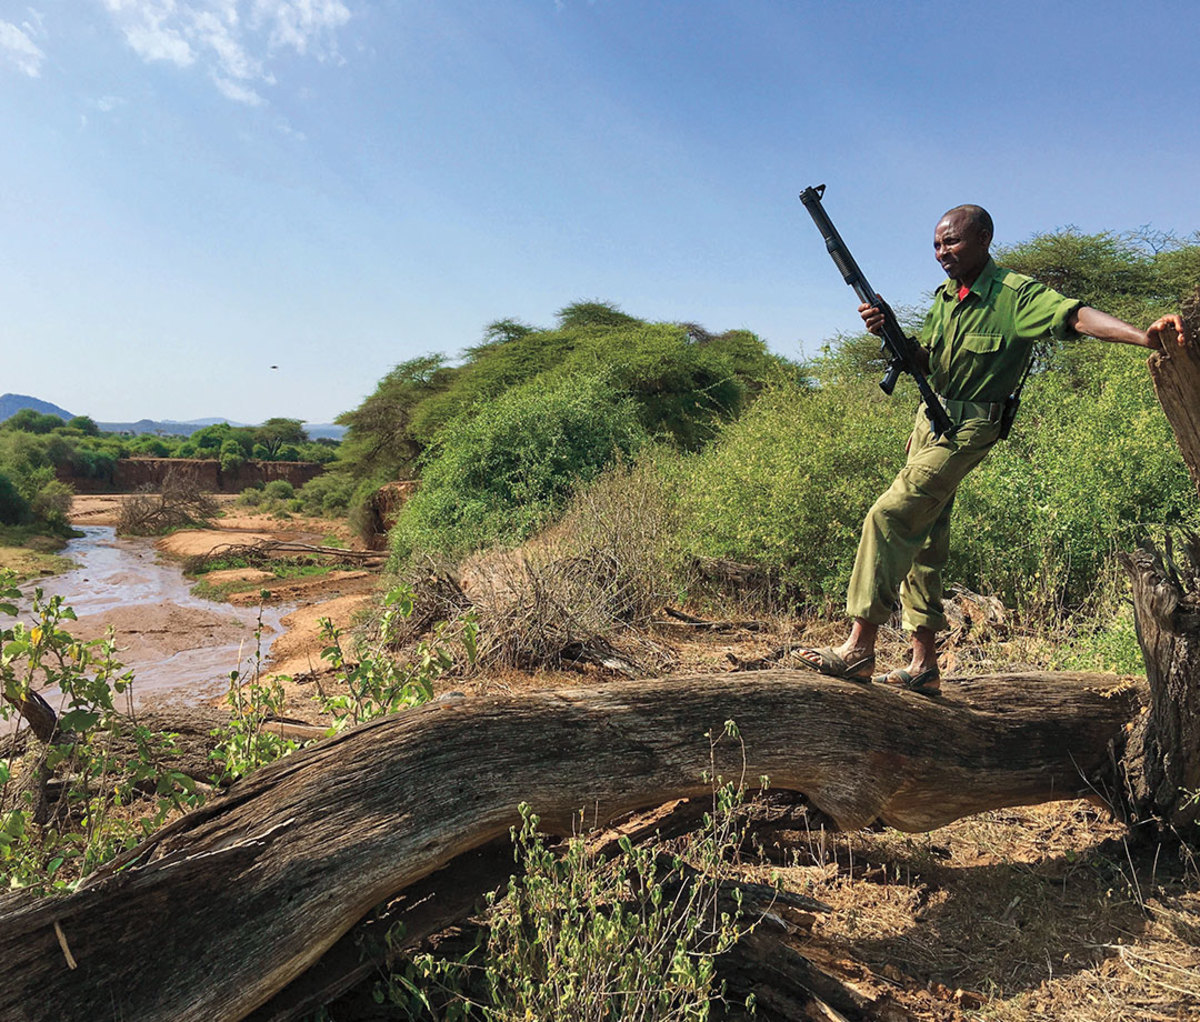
[1122,536,1200,843]
[1122,296,1200,843]
[1148,294,1200,502]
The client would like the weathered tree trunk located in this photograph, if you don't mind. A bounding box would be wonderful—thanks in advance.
[1122,300,1200,842]
[1148,298,1200,502]
[0,671,1138,1022]
[1122,536,1200,843]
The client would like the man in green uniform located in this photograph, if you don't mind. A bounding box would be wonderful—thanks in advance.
[798,203,1186,694]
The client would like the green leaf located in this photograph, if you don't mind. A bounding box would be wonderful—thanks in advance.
[59,709,101,732]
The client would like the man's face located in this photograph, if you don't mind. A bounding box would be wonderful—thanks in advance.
[933,212,991,285]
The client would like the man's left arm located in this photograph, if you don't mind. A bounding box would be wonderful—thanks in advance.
[1070,308,1187,350]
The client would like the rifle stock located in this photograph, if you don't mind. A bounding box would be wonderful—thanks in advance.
[799,184,954,439]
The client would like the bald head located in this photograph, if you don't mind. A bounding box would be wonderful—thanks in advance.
[934,205,993,286]
[940,204,993,245]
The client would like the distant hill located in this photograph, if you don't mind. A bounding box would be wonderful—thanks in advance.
[0,396,344,440]
[0,393,74,422]
[94,418,245,437]
[95,418,345,440]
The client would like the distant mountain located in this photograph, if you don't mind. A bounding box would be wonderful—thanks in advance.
[95,418,244,437]
[95,417,346,440]
[0,393,74,422]
[0,396,344,440]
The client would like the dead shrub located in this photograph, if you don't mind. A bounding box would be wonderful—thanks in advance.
[116,470,219,536]
[376,458,686,676]
[460,547,675,676]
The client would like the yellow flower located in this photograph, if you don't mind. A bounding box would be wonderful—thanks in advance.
[30,627,42,645]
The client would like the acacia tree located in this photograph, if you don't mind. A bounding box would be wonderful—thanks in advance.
[254,418,309,459]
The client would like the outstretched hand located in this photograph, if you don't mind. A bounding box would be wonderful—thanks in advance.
[1147,314,1187,350]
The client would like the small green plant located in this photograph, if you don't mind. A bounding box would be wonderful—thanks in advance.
[314,585,478,731]
[0,571,204,892]
[211,596,300,782]
[387,722,763,1021]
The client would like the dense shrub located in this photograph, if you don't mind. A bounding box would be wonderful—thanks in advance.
[0,473,29,525]
[950,343,1198,611]
[390,372,648,560]
[676,379,911,606]
[262,479,295,501]
[295,473,355,516]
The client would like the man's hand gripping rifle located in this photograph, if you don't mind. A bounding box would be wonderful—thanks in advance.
[799,184,955,439]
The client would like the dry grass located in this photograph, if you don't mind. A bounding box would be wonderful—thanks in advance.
[731,796,1200,1020]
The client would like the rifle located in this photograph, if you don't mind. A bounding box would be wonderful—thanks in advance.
[799,184,955,439]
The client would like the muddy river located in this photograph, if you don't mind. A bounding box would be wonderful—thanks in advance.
[20,526,290,709]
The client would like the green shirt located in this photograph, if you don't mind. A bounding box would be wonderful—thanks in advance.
[918,257,1083,402]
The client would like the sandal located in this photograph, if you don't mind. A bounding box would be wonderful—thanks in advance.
[873,667,942,695]
[795,646,875,682]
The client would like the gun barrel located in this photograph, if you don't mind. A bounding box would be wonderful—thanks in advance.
[799,184,956,439]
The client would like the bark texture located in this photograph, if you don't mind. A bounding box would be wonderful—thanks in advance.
[1122,535,1200,842]
[0,671,1138,1022]
[1148,296,1200,501]
[1122,299,1200,841]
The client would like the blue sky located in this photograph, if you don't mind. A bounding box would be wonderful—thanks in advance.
[1,1,1197,425]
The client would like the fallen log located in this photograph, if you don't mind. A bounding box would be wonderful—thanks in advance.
[0,670,1140,1022]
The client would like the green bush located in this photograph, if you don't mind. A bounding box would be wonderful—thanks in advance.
[31,480,73,528]
[391,372,648,561]
[677,379,911,606]
[263,479,295,501]
[676,339,1199,616]
[0,473,30,526]
[951,344,1198,612]
[296,473,355,515]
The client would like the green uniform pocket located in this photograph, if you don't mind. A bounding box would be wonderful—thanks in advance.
[961,331,1004,353]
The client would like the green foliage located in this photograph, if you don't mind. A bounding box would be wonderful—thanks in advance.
[388,723,759,1021]
[313,585,477,731]
[211,599,300,782]
[31,480,73,529]
[0,573,202,891]
[994,228,1190,325]
[263,479,295,501]
[66,416,100,437]
[677,378,910,605]
[254,418,309,458]
[0,473,30,526]
[337,305,786,514]
[3,409,64,434]
[219,438,246,473]
[950,344,1198,612]
[391,372,649,560]
[295,473,355,516]
[335,355,452,484]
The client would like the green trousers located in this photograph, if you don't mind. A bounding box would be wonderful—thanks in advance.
[845,409,1001,634]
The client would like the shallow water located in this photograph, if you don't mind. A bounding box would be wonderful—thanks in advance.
[18,526,290,708]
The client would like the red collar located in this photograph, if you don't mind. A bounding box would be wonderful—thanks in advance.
[957,284,971,301]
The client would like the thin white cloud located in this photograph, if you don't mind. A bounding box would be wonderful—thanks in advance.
[0,19,46,77]
[252,0,350,58]
[101,0,350,104]
[213,73,263,105]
